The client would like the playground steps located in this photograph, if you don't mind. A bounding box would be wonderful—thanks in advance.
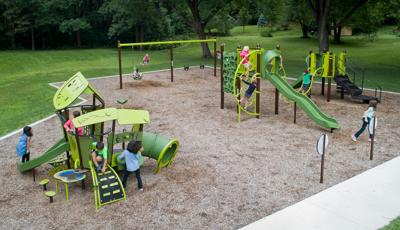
[334,75,378,103]
[90,162,126,210]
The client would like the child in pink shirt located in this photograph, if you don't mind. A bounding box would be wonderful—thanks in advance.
[240,46,252,70]
[64,111,83,135]
[142,54,150,65]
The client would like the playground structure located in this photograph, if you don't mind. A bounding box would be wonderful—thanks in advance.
[117,39,218,89]
[299,50,381,103]
[220,44,340,130]
[17,72,179,210]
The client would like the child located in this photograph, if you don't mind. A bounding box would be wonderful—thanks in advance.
[352,100,377,142]
[142,54,150,65]
[64,111,83,135]
[240,75,257,110]
[132,67,143,80]
[301,70,312,96]
[240,46,252,70]
[16,126,33,163]
[92,142,108,173]
[117,141,144,191]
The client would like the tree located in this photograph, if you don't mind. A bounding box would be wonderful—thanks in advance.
[59,19,91,47]
[287,0,313,38]
[330,0,369,43]
[206,8,235,35]
[239,7,251,31]
[185,0,229,58]
[258,0,285,31]
[0,0,30,49]
[306,0,331,52]
[257,13,266,29]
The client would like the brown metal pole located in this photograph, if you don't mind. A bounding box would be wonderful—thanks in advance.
[370,116,376,160]
[170,47,173,82]
[275,88,279,114]
[118,41,123,89]
[341,88,344,99]
[320,134,326,183]
[110,120,116,161]
[214,40,217,76]
[321,78,325,95]
[327,78,332,102]
[294,102,297,124]
[220,44,225,109]
[256,47,261,119]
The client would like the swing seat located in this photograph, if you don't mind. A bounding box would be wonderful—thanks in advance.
[132,72,143,80]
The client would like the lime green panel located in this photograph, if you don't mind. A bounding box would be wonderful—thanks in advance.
[53,72,89,110]
[67,133,79,163]
[73,108,118,128]
[117,109,150,125]
[114,131,143,144]
[78,136,95,169]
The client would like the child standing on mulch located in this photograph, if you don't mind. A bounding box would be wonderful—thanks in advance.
[118,140,144,192]
[16,126,33,163]
[352,100,377,142]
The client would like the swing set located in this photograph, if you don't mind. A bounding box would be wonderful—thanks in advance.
[117,39,218,89]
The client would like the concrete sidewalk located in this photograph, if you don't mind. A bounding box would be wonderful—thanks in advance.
[241,156,400,230]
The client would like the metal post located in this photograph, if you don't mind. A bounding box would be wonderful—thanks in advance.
[320,134,326,183]
[275,88,279,114]
[170,47,173,82]
[220,44,224,109]
[341,88,344,99]
[110,120,116,160]
[118,41,123,89]
[294,102,297,124]
[370,116,376,160]
[256,46,261,119]
[327,78,331,102]
[214,40,217,76]
[321,78,325,95]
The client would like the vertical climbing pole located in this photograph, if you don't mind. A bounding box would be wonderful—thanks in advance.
[118,40,123,89]
[170,46,173,82]
[214,40,217,76]
[256,45,261,119]
[220,44,225,109]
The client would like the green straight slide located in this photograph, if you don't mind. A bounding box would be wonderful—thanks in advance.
[268,73,340,130]
[17,138,69,172]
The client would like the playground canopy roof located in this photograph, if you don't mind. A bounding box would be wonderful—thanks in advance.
[53,72,103,110]
[72,108,150,128]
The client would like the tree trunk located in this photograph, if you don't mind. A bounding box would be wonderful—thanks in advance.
[42,36,46,49]
[10,23,16,49]
[31,27,35,51]
[300,23,310,38]
[307,0,331,53]
[76,30,81,48]
[333,25,342,43]
[186,0,212,58]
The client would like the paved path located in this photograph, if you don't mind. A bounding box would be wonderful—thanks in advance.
[241,156,400,230]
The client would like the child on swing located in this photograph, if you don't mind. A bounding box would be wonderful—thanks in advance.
[141,54,150,65]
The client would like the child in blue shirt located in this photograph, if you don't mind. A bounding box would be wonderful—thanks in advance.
[117,140,144,191]
[240,75,257,110]
[352,100,377,142]
[16,126,33,163]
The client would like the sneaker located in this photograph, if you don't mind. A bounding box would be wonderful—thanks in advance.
[351,134,357,142]
[368,138,377,142]
[139,188,144,192]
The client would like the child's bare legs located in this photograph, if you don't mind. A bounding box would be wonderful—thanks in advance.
[240,96,251,109]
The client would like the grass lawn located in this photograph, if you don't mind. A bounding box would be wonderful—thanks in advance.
[0,25,399,136]
[380,217,400,230]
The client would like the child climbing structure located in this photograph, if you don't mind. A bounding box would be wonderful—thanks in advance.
[220,45,339,130]
[18,72,180,210]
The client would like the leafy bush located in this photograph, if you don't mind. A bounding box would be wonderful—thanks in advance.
[260,30,273,37]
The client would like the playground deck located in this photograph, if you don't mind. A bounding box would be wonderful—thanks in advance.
[0,68,399,229]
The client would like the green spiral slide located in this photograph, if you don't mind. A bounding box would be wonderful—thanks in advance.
[268,73,339,129]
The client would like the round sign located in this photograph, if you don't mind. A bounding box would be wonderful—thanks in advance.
[316,134,329,155]
[368,117,377,135]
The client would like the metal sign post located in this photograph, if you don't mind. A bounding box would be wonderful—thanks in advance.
[368,116,377,160]
[316,134,329,183]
